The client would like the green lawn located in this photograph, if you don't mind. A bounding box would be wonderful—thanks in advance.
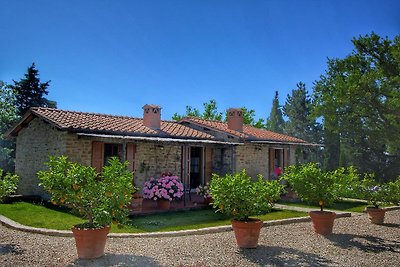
[0,202,307,233]
[278,199,389,213]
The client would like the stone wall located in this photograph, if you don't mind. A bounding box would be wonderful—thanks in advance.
[211,146,233,176]
[134,142,182,188]
[15,118,67,197]
[64,134,92,166]
[235,143,269,180]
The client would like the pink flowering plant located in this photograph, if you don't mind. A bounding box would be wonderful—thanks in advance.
[143,175,184,201]
[196,183,211,199]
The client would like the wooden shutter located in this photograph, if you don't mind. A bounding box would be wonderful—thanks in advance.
[205,147,213,183]
[126,143,136,172]
[92,141,104,172]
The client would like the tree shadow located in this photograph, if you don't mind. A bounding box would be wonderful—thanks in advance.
[239,245,335,266]
[326,233,400,253]
[0,243,24,255]
[381,223,400,228]
[67,253,161,267]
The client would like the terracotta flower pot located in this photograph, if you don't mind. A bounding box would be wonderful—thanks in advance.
[157,199,171,210]
[72,225,110,259]
[309,211,336,235]
[231,219,263,248]
[365,207,386,224]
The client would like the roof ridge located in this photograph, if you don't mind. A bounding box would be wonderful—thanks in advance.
[33,107,175,123]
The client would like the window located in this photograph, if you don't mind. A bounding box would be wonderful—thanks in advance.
[104,143,122,165]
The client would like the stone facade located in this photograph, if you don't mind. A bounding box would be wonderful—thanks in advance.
[15,119,67,196]
[235,143,270,180]
[134,142,182,187]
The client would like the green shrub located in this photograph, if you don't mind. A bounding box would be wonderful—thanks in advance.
[38,156,134,228]
[210,169,283,221]
[385,176,400,205]
[282,163,353,211]
[0,169,19,202]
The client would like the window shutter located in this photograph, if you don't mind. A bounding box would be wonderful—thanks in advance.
[92,141,104,172]
[126,143,136,172]
[205,147,213,183]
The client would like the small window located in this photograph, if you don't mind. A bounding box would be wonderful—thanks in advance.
[104,143,122,165]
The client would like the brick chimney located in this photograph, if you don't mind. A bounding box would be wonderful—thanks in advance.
[227,108,243,132]
[143,104,161,129]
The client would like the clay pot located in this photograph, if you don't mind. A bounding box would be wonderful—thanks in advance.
[231,219,263,248]
[72,225,110,259]
[157,199,171,210]
[309,211,336,235]
[365,207,386,224]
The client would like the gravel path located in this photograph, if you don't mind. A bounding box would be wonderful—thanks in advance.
[1,210,400,267]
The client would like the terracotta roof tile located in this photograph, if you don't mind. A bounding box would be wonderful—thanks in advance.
[30,108,215,140]
[182,117,307,143]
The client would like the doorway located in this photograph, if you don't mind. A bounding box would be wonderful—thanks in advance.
[190,147,203,189]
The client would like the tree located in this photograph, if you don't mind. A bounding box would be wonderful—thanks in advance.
[0,81,18,172]
[9,63,56,116]
[172,99,223,121]
[241,107,265,128]
[283,82,323,163]
[266,91,285,133]
[313,33,400,180]
[172,100,266,128]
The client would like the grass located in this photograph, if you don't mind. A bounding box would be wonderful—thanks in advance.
[0,202,307,233]
[278,199,391,213]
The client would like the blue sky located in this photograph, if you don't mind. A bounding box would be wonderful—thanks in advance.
[1,0,399,121]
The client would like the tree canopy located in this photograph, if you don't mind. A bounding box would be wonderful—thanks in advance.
[266,91,285,133]
[313,32,400,180]
[9,63,56,116]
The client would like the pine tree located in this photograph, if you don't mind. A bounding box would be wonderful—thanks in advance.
[266,91,285,133]
[9,63,56,116]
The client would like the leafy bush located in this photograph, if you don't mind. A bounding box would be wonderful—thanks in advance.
[282,163,353,211]
[210,169,283,221]
[0,169,19,202]
[385,176,400,205]
[353,173,391,208]
[38,156,134,228]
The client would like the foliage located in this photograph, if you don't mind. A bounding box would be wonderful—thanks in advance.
[172,99,222,121]
[0,81,18,172]
[38,156,134,228]
[0,169,19,202]
[266,91,285,133]
[313,33,400,179]
[142,175,184,201]
[210,169,283,221]
[195,182,211,199]
[283,82,323,163]
[8,63,56,117]
[354,174,390,208]
[172,99,265,128]
[282,163,354,211]
[385,176,400,205]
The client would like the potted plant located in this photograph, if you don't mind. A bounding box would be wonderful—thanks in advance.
[196,182,212,205]
[38,156,134,259]
[210,170,283,248]
[282,163,351,235]
[355,174,390,224]
[142,173,184,210]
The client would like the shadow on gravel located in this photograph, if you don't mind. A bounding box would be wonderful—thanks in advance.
[0,243,24,255]
[382,223,400,228]
[326,233,400,253]
[67,254,161,267]
[239,245,335,266]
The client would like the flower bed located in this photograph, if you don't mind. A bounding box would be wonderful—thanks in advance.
[143,175,184,201]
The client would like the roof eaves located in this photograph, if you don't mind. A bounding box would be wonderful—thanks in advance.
[179,117,244,139]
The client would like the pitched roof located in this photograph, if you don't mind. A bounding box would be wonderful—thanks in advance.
[180,117,307,144]
[7,107,308,145]
[7,108,215,140]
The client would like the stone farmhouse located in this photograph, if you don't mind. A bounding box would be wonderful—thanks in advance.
[6,105,310,198]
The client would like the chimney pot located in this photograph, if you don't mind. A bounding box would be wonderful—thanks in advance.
[143,104,161,129]
[227,108,243,132]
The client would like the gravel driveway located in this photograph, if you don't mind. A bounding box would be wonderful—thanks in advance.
[1,210,399,266]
